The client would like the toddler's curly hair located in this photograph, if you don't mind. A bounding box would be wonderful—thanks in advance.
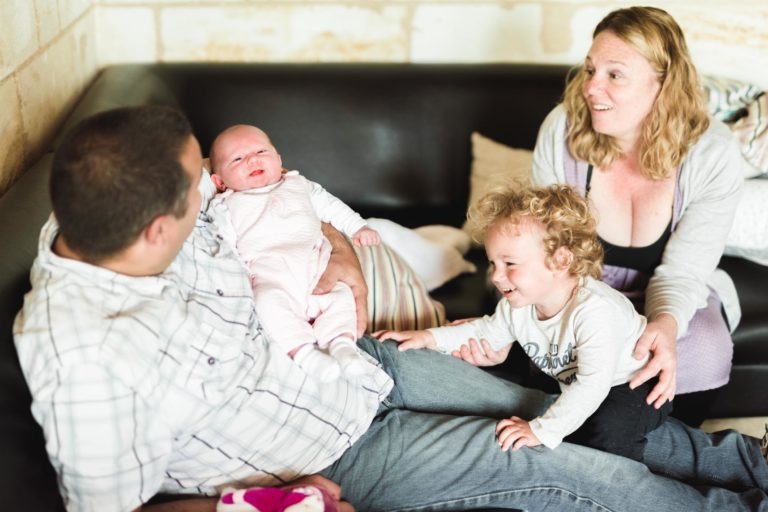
[468,184,603,279]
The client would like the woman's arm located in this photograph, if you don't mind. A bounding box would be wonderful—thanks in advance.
[634,122,743,406]
[645,123,743,338]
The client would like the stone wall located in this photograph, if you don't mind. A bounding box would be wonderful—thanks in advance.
[0,0,97,193]
[2,0,766,195]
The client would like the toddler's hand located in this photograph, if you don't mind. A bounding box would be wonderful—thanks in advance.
[353,227,381,247]
[495,416,541,452]
[451,338,511,367]
[372,329,437,351]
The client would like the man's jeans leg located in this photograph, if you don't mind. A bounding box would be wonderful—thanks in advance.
[645,417,768,493]
[360,337,768,493]
[358,337,552,419]
[322,407,768,512]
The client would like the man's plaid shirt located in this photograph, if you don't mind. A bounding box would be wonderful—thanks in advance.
[13,172,393,512]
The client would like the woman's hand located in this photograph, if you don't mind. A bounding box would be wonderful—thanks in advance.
[629,313,678,408]
[495,416,541,451]
[316,223,368,338]
[451,338,511,367]
[373,329,437,351]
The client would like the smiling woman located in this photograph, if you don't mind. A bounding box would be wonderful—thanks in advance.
[526,6,750,427]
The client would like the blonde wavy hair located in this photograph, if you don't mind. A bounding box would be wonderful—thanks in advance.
[469,185,603,279]
[563,6,709,180]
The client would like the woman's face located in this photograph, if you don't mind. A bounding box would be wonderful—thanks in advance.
[582,30,662,150]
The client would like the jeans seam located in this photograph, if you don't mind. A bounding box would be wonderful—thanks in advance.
[378,486,615,512]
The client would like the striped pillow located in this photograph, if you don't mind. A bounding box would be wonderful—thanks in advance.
[702,75,763,123]
[354,242,446,333]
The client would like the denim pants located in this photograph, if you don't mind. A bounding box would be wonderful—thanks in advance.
[320,337,768,512]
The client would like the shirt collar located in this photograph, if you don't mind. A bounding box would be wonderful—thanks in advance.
[38,214,172,296]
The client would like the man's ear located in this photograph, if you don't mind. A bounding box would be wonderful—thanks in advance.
[211,173,226,192]
[143,215,169,247]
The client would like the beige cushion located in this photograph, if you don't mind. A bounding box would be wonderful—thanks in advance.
[354,242,446,332]
[463,132,533,243]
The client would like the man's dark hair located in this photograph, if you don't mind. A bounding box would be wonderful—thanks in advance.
[51,105,194,263]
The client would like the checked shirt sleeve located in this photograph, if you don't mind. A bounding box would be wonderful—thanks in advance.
[32,361,173,512]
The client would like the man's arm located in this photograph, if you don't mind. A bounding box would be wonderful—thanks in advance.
[138,498,216,512]
[136,475,354,512]
[317,223,368,337]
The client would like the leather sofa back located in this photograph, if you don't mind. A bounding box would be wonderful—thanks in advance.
[58,63,572,227]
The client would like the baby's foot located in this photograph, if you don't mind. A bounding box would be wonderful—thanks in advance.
[329,338,368,377]
[293,344,340,382]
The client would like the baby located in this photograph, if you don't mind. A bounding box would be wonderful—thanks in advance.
[377,185,671,462]
[209,124,380,382]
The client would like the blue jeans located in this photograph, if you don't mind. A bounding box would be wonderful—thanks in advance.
[320,337,768,512]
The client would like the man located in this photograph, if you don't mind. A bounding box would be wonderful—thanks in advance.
[14,106,768,512]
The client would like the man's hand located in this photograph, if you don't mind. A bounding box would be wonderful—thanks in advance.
[317,224,368,337]
[373,329,437,352]
[629,313,678,408]
[451,338,511,367]
[495,416,541,451]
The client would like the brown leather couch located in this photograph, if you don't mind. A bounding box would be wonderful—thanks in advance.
[2,63,766,511]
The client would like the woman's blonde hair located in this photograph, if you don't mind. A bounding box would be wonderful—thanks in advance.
[563,6,709,180]
[469,185,603,279]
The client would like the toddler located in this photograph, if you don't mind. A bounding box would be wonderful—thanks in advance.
[377,185,672,461]
[209,124,380,382]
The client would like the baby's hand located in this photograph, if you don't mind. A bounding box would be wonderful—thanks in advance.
[372,329,437,352]
[353,227,381,247]
[495,416,541,452]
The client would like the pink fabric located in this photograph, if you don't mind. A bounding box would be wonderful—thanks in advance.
[218,485,338,512]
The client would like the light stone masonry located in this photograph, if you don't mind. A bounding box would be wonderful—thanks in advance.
[1,0,767,203]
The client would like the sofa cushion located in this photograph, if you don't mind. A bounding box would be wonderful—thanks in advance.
[354,242,446,332]
[463,132,532,243]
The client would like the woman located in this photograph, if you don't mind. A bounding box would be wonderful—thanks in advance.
[462,6,747,426]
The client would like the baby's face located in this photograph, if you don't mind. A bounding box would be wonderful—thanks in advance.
[212,126,283,191]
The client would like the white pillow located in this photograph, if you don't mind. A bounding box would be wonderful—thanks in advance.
[414,224,473,255]
[724,178,768,265]
[366,218,476,291]
[463,132,533,243]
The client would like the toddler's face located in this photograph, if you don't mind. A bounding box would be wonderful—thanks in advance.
[485,218,561,315]
[212,126,283,191]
